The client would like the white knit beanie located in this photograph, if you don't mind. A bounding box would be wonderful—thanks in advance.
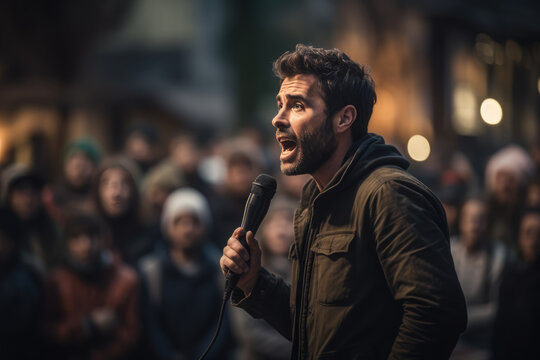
[485,145,535,192]
[161,188,212,234]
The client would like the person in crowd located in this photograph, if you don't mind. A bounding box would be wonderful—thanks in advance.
[492,207,540,360]
[212,140,262,248]
[0,164,59,272]
[275,171,310,202]
[94,159,154,265]
[169,135,216,198]
[526,176,540,207]
[0,214,43,359]
[138,188,233,360]
[437,170,469,238]
[450,197,507,359]
[485,145,535,249]
[123,122,160,176]
[142,134,217,231]
[45,138,101,223]
[43,214,140,360]
[140,159,184,226]
[230,197,295,360]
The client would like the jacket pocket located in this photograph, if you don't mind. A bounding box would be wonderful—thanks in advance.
[311,230,356,305]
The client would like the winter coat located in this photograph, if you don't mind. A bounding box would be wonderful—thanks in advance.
[232,133,467,360]
[43,255,140,360]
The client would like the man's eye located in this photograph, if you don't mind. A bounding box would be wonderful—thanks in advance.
[277,102,283,109]
[292,103,304,111]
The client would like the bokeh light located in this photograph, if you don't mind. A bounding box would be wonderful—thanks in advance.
[407,135,431,162]
[480,98,503,125]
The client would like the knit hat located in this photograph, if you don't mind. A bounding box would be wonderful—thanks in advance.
[1,163,44,201]
[64,137,102,164]
[485,145,535,192]
[161,188,212,234]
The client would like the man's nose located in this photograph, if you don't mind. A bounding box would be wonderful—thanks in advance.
[272,109,290,129]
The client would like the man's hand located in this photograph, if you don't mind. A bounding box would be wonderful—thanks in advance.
[220,227,262,296]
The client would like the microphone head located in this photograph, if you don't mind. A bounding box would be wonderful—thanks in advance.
[251,174,277,198]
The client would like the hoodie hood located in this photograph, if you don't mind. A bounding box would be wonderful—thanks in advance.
[300,133,409,207]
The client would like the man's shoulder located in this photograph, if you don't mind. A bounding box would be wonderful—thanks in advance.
[355,166,427,199]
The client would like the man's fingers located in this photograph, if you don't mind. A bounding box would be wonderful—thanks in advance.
[232,227,245,238]
[246,231,261,259]
[227,236,250,261]
[221,255,246,275]
[222,246,249,272]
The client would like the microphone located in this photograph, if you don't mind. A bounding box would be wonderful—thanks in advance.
[224,173,277,298]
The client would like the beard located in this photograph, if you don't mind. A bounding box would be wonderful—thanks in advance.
[282,117,337,176]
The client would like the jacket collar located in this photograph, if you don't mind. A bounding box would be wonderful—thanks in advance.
[298,133,409,210]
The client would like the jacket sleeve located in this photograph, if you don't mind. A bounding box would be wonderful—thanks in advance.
[369,179,467,360]
[230,267,292,340]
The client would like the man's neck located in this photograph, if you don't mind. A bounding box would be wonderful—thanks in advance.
[311,136,353,191]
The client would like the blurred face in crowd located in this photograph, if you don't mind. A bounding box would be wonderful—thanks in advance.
[167,213,205,251]
[493,169,520,206]
[442,202,459,232]
[9,183,41,221]
[171,137,200,174]
[99,168,133,217]
[67,233,101,265]
[65,151,95,189]
[273,74,337,176]
[526,183,540,207]
[519,212,540,264]
[125,133,154,166]
[261,209,295,257]
[278,172,311,200]
[459,199,488,251]
[226,161,258,197]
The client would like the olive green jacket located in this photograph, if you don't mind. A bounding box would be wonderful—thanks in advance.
[232,134,467,359]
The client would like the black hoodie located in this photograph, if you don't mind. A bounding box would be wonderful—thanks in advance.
[232,133,467,360]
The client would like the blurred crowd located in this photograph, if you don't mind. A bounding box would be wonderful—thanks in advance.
[0,122,539,360]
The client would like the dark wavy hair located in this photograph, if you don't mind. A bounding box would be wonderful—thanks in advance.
[273,44,377,140]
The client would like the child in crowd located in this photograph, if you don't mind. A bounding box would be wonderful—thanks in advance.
[43,214,140,360]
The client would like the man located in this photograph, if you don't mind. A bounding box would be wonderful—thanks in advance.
[220,44,467,359]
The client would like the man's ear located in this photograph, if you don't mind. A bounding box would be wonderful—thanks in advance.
[335,105,357,134]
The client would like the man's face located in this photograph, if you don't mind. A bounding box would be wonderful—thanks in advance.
[273,74,337,176]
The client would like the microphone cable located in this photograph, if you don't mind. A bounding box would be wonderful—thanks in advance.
[198,174,276,360]
[198,287,232,360]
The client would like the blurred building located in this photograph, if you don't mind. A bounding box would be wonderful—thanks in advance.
[0,0,538,182]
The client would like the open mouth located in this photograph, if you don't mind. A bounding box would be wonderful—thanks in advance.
[279,138,297,159]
